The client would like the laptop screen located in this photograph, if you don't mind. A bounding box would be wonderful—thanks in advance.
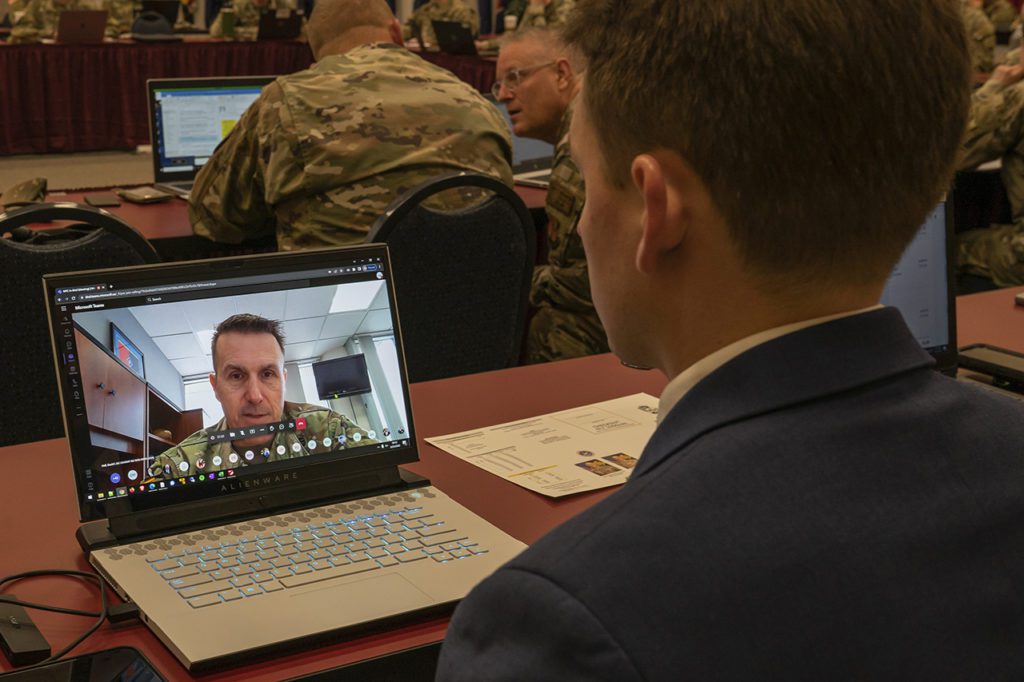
[148,77,273,182]
[879,197,957,372]
[45,246,417,522]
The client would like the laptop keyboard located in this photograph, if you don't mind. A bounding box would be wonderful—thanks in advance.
[113,497,488,609]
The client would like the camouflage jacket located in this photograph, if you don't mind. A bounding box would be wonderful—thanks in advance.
[402,0,478,47]
[963,2,996,73]
[148,401,377,480]
[208,0,294,38]
[983,0,1017,26]
[189,43,513,250]
[519,0,574,29]
[10,0,130,42]
[525,100,608,363]
[960,78,1024,220]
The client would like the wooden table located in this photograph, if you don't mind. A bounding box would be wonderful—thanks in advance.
[0,353,666,680]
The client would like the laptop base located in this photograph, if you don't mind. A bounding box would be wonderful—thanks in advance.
[77,467,430,553]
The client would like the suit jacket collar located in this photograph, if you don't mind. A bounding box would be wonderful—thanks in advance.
[633,307,935,479]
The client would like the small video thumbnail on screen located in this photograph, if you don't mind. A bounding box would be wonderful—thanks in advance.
[71,279,409,496]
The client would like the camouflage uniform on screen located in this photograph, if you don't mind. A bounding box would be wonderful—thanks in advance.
[983,0,1017,26]
[10,0,127,42]
[147,401,378,481]
[963,1,996,73]
[189,42,513,250]
[525,101,608,363]
[958,77,1024,285]
[209,0,295,38]
[402,0,477,47]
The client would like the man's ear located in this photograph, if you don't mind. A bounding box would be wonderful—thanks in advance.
[389,18,404,46]
[633,154,679,274]
[208,371,217,391]
[555,57,574,91]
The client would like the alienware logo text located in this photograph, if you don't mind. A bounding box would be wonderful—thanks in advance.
[220,472,299,492]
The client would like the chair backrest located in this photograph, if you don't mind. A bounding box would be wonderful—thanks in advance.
[0,203,161,448]
[367,172,535,383]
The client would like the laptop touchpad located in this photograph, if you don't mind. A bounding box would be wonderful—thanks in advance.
[288,573,435,620]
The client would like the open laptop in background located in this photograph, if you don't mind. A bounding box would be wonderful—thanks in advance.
[432,19,496,56]
[43,245,526,672]
[55,9,107,43]
[148,76,273,199]
[257,8,302,40]
[484,94,555,186]
[880,195,958,376]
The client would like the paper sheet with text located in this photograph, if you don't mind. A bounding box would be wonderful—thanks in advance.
[426,393,659,497]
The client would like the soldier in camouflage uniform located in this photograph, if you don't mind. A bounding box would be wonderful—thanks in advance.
[958,62,1024,285]
[208,0,296,39]
[149,400,376,480]
[963,0,996,73]
[494,28,606,362]
[149,313,377,482]
[190,0,512,250]
[10,0,131,41]
[983,0,1017,25]
[402,0,477,48]
[479,0,575,52]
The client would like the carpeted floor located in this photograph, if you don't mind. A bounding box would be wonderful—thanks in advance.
[0,148,154,194]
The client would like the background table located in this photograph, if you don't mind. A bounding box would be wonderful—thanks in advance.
[0,41,498,156]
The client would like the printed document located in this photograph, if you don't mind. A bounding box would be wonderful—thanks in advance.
[426,393,659,497]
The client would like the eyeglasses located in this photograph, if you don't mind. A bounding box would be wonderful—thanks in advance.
[490,61,557,98]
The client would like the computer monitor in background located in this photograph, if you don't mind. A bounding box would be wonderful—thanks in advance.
[313,354,373,401]
[879,196,957,375]
[147,76,274,198]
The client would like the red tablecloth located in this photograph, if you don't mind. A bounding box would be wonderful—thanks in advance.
[0,41,497,156]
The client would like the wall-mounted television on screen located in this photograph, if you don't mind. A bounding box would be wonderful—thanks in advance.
[312,354,372,400]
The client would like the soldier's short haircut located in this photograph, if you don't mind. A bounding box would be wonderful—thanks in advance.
[307,0,394,56]
[563,0,971,289]
[211,314,286,369]
[501,27,565,52]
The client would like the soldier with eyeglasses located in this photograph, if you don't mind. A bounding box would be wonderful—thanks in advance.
[494,27,608,363]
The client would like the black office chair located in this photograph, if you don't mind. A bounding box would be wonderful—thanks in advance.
[0,203,161,447]
[367,172,535,383]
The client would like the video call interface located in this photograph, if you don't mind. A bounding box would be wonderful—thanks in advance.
[153,84,266,173]
[57,259,412,507]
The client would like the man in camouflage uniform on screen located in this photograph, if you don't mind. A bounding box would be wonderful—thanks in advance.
[149,401,376,480]
[402,0,477,48]
[190,0,512,250]
[10,0,131,41]
[148,314,377,482]
[494,28,607,362]
[957,61,1024,285]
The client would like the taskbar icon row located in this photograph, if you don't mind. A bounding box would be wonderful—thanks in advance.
[206,418,307,444]
[87,469,237,502]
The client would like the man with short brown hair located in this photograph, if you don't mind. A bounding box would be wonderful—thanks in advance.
[438,1,1024,679]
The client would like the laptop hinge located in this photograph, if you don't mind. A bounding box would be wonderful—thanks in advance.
[76,467,429,554]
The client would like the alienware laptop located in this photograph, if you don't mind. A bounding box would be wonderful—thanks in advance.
[147,76,273,199]
[43,245,526,671]
[55,9,107,44]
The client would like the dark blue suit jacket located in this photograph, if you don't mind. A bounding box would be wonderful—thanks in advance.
[437,309,1024,680]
